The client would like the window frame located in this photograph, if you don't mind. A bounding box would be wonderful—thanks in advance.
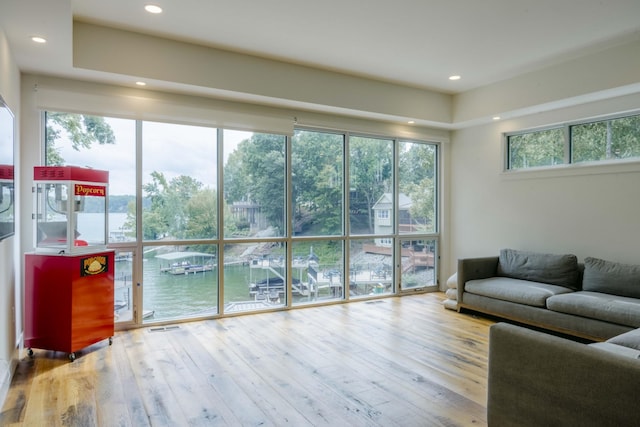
[42,110,442,326]
[505,110,640,172]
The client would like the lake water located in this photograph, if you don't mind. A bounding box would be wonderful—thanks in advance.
[80,213,403,323]
[77,213,304,321]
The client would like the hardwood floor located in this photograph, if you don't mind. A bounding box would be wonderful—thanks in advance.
[0,293,494,426]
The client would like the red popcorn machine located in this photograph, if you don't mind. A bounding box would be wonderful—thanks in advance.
[24,166,115,361]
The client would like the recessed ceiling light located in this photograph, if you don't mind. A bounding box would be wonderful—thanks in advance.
[492,116,501,121]
[407,120,415,124]
[448,75,461,81]
[135,81,147,86]
[31,36,47,44]
[145,4,163,14]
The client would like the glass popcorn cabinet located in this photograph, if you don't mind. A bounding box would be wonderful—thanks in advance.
[33,166,109,254]
[25,166,114,361]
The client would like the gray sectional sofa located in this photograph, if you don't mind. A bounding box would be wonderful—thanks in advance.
[458,249,640,425]
[457,249,640,341]
[488,322,640,427]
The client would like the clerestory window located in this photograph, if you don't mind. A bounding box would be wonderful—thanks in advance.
[506,113,640,170]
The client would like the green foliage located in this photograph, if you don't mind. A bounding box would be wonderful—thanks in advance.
[184,188,217,240]
[223,131,438,237]
[223,133,287,233]
[399,142,435,184]
[293,240,342,265]
[135,172,247,242]
[349,136,393,233]
[508,128,564,169]
[223,148,248,203]
[572,116,640,162]
[45,112,116,166]
[509,115,640,169]
[137,171,209,240]
[399,142,436,231]
[292,130,343,235]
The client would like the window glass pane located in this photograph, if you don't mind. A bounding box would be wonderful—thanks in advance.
[143,244,218,323]
[223,130,286,238]
[571,116,640,163]
[399,141,437,234]
[142,121,217,241]
[349,238,393,297]
[507,128,564,169]
[292,130,343,236]
[349,136,393,235]
[292,240,344,306]
[45,113,136,243]
[114,249,134,323]
[223,241,286,313]
[400,238,436,290]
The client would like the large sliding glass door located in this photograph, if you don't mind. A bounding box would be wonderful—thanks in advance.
[398,141,438,291]
[349,136,395,297]
[141,121,218,322]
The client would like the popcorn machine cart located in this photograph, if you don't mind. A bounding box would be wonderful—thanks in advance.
[24,166,114,361]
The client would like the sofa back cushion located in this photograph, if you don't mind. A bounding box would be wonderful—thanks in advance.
[583,257,640,298]
[497,249,580,290]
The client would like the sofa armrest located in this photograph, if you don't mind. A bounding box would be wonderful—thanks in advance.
[488,323,640,427]
[457,256,499,303]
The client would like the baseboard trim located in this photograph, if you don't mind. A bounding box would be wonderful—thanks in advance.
[0,344,20,411]
[0,360,9,410]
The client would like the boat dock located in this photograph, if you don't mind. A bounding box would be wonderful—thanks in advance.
[157,251,216,275]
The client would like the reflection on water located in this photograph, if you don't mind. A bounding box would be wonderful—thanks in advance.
[115,253,347,322]
[113,241,435,324]
[143,255,217,320]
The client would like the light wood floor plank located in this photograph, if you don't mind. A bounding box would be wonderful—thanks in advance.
[1,292,492,426]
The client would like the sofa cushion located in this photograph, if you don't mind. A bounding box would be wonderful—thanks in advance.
[547,291,640,328]
[607,328,640,350]
[465,277,574,308]
[496,249,580,290]
[588,342,640,359]
[582,257,640,299]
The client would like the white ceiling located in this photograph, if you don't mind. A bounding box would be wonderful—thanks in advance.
[2,0,640,118]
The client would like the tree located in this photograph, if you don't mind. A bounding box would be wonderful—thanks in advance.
[349,136,393,233]
[572,116,640,162]
[184,188,217,240]
[291,130,343,235]
[223,147,250,204]
[223,133,286,234]
[399,142,435,188]
[134,172,208,240]
[399,142,436,231]
[508,128,564,169]
[45,112,116,165]
[510,115,640,168]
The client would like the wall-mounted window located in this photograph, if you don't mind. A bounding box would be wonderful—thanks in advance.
[571,115,640,163]
[506,112,640,170]
[507,128,564,170]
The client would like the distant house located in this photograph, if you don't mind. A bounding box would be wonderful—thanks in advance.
[229,200,267,232]
[372,193,414,246]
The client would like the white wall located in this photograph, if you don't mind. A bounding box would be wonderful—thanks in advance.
[73,21,453,127]
[449,93,640,276]
[452,37,640,126]
[0,25,20,409]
